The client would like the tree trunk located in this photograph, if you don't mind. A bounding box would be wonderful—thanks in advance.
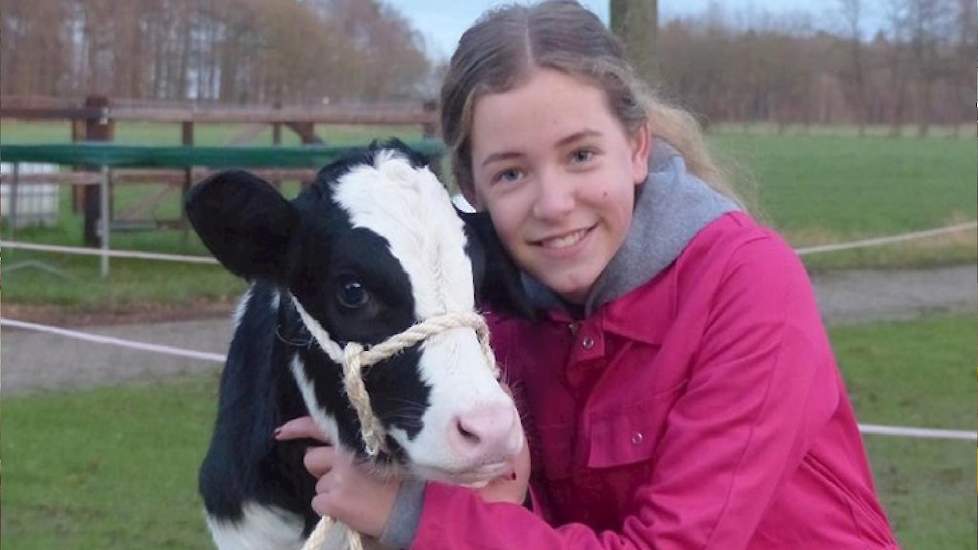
[916,80,931,137]
[610,0,658,83]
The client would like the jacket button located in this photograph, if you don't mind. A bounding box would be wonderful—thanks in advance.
[631,432,644,445]
[581,336,595,350]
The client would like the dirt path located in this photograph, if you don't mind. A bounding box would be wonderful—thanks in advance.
[3,265,975,395]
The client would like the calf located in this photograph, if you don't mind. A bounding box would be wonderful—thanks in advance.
[186,141,528,549]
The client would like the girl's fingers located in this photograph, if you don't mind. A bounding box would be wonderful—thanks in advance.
[315,474,334,495]
[311,493,332,517]
[274,416,331,444]
[304,446,337,477]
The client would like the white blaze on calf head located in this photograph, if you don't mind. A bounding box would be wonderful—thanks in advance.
[333,151,522,479]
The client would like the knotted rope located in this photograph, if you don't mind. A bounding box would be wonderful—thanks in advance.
[291,296,498,550]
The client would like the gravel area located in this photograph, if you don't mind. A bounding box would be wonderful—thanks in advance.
[3,265,975,395]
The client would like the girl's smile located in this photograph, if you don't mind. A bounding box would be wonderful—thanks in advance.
[531,223,596,259]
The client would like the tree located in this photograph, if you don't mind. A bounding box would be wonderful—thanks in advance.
[951,0,977,135]
[838,0,869,135]
[610,0,658,83]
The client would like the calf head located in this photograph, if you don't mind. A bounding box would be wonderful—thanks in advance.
[186,142,527,486]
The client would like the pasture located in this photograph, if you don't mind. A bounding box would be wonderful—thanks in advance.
[2,123,975,312]
[1,313,974,548]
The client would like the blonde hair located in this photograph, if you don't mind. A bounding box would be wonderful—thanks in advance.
[440,0,743,207]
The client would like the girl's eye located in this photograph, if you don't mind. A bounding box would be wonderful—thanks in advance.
[493,168,523,184]
[571,149,595,163]
[337,280,369,309]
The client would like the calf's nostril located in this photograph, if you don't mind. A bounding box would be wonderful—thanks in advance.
[455,418,483,445]
[449,405,519,460]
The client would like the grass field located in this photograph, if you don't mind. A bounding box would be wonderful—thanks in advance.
[714,131,977,271]
[829,315,978,549]
[1,313,974,548]
[1,122,975,311]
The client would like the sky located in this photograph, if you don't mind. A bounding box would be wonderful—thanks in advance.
[391,1,888,60]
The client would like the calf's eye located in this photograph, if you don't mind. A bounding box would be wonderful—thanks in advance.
[337,280,369,309]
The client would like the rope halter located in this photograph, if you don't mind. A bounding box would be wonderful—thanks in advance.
[290,295,499,457]
[292,296,500,550]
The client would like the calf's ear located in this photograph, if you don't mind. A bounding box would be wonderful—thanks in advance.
[459,209,535,319]
[185,170,298,282]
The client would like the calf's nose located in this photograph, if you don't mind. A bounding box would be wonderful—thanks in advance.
[448,404,519,461]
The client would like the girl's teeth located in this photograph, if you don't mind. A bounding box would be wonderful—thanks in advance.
[543,228,587,249]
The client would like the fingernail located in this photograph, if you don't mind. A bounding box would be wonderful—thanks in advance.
[273,427,283,438]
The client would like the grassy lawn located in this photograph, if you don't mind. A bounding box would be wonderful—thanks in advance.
[1,124,975,311]
[1,313,974,548]
[829,314,977,549]
[710,132,977,271]
[0,374,220,549]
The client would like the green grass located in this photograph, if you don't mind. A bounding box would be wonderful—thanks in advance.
[1,375,220,549]
[1,314,974,547]
[829,314,977,548]
[4,252,245,310]
[709,133,977,271]
[3,198,246,310]
[1,124,975,310]
[713,133,976,238]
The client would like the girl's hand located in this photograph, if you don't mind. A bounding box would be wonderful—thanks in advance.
[476,382,532,505]
[275,416,398,538]
[475,431,531,504]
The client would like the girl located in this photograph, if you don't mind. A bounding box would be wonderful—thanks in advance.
[276,1,899,547]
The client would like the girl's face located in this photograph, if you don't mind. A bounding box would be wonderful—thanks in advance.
[467,68,649,304]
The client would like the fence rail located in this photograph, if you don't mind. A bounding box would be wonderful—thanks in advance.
[0,140,445,276]
[1,95,442,246]
[0,95,438,126]
[0,168,320,186]
[0,142,443,168]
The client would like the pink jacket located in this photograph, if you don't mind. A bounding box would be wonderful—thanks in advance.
[411,212,898,549]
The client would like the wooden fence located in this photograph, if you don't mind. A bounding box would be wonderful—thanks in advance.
[0,95,440,245]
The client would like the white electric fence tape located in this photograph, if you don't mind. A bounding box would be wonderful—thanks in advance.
[794,222,977,256]
[3,221,975,265]
[2,317,974,444]
[0,240,220,264]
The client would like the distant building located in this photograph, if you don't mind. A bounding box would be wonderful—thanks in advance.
[0,163,60,228]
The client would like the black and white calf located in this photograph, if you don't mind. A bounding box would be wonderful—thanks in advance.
[186,142,528,549]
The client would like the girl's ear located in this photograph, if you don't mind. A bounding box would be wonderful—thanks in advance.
[459,179,484,211]
[630,123,651,185]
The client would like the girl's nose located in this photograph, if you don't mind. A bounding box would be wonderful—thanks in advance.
[531,171,575,221]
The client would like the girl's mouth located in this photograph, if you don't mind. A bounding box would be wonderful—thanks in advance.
[534,224,596,250]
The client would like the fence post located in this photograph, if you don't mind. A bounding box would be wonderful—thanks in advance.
[82,95,114,247]
[8,162,19,240]
[422,100,438,139]
[181,120,194,240]
[273,101,282,145]
[71,118,83,213]
[270,102,283,189]
[99,166,110,277]
[421,100,443,179]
